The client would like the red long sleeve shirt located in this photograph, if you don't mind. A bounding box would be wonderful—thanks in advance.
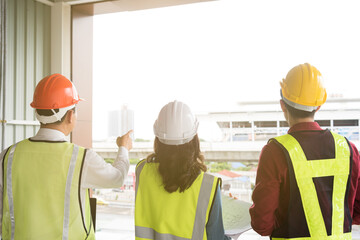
[249,122,360,236]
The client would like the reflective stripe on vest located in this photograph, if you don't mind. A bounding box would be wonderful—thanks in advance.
[273,132,350,239]
[192,173,215,240]
[135,160,146,200]
[135,161,218,240]
[6,143,18,240]
[2,140,94,240]
[62,145,79,240]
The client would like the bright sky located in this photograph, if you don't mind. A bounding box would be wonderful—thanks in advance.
[93,0,360,141]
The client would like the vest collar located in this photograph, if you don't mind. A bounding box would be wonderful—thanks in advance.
[30,128,67,142]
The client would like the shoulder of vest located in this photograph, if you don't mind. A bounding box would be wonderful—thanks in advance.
[2,140,28,160]
[26,138,84,147]
[74,144,85,150]
[329,131,351,150]
[269,134,290,144]
[136,159,147,170]
[271,129,332,144]
[215,175,222,188]
[2,146,11,161]
[329,130,346,139]
[8,139,34,149]
[16,140,86,152]
[28,138,68,143]
[206,172,222,219]
[204,171,218,179]
[204,172,221,187]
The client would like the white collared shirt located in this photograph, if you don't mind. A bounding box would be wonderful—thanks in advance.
[0,128,130,232]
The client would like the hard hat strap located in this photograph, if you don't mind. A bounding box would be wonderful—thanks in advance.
[51,109,61,122]
[36,105,76,124]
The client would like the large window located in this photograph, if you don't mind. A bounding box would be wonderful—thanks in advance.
[93,0,360,238]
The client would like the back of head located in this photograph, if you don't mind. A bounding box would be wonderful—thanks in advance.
[149,101,206,193]
[280,63,327,117]
[31,74,83,125]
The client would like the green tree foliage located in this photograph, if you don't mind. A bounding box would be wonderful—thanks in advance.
[209,162,232,173]
[235,166,252,171]
[130,158,141,165]
[104,158,114,164]
[134,138,151,142]
[104,158,141,165]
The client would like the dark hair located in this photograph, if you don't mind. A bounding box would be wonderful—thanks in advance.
[146,134,207,193]
[36,108,75,125]
[283,101,316,119]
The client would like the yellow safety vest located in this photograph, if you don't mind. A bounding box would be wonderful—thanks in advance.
[135,160,219,240]
[271,132,351,240]
[2,139,95,240]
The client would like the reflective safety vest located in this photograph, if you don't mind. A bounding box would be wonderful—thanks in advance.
[135,160,220,240]
[2,139,95,240]
[270,131,352,240]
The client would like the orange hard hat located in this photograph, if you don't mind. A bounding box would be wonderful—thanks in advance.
[30,74,83,109]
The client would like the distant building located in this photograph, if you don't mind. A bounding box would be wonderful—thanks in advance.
[197,98,360,143]
[214,170,252,202]
[108,106,134,138]
[217,169,241,178]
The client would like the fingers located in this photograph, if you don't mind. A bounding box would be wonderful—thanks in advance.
[125,130,133,136]
[116,130,134,150]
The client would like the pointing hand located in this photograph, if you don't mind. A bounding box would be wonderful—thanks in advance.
[116,130,133,151]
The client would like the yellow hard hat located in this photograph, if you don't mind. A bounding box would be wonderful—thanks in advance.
[280,63,327,112]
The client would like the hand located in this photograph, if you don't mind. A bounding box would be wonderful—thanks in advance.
[116,130,133,151]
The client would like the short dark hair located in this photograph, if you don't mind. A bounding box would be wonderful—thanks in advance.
[36,108,75,125]
[283,101,316,119]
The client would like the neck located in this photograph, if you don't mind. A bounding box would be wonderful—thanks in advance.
[41,123,70,136]
[288,116,314,128]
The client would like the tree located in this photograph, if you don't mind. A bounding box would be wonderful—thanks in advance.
[208,162,231,173]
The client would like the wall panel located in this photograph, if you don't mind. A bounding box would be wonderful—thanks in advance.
[4,0,15,148]
[25,0,35,137]
[15,0,25,143]
[2,0,51,150]
[0,0,5,150]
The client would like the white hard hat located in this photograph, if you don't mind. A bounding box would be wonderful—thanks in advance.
[153,101,199,145]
